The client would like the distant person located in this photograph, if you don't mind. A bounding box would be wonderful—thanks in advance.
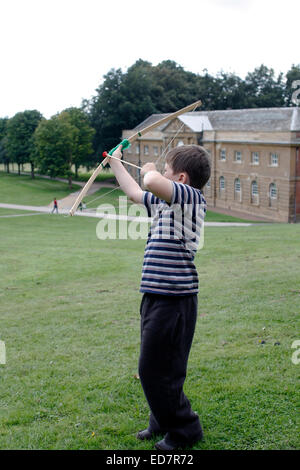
[79,201,86,212]
[51,198,58,214]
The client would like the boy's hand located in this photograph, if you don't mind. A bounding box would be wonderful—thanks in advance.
[111,145,123,160]
[141,162,157,176]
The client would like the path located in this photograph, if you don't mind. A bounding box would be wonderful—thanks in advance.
[0,202,256,226]
[51,180,115,210]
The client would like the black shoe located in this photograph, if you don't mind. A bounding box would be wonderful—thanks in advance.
[136,429,155,440]
[154,431,203,451]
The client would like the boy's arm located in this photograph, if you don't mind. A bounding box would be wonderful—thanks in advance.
[142,163,173,203]
[109,147,143,204]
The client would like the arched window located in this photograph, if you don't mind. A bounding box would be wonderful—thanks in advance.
[269,183,277,199]
[234,178,241,202]
[269,183,277,207]
[234,178,241,192]
[251,181,258,196]
[251,181,259,204]
[219,176,225,191]
[177,140,184,147]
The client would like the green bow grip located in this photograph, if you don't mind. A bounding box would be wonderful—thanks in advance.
[101,139,131,169]
[108,139,131,156]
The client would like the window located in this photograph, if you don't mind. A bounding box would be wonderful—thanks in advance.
[269,183,278,207]
[270,153,279,166]
[234,151,242,162]
[220,149,226,161]
[219,176,225,191]
[177,140,184,147]
[234,178,242,202]
[251,152,259,165]
[251,181,259,204]
[234,178,241,192]
[251,180,258,196]
[269,183,277,199]
[144,145,149,155]
[206,179,211,189]
[153,146,159,156]
[135,145,140,155]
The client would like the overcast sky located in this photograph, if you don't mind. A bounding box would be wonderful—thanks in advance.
[1,0,299,118]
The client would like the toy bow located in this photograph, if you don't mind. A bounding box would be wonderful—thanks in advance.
[69,99,202,216]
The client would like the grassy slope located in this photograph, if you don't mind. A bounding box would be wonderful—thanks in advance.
[0,172,81,206]
[0,210,299,450]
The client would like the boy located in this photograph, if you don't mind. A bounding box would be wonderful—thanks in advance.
[109,144,211,450]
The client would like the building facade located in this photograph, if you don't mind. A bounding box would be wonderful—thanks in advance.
[122,108,300,223]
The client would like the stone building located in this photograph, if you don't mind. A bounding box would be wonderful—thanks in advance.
[122,107,300,223]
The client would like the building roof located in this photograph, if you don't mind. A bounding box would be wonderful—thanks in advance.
[133,113,170,132]
[178,115,213,131]
[133,107,300,133]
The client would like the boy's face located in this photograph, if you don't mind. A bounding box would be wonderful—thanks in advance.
[164,163,189,184]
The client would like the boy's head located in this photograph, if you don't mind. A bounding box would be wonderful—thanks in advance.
[164,145,211,190]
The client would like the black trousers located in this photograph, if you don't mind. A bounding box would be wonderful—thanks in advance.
[138,293,202,444]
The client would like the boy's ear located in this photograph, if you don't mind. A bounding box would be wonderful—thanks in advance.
[178,172,189,184]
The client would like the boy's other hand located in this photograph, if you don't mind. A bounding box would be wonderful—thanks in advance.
[141,162,157,176]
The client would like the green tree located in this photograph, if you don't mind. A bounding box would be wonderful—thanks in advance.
[244,65,285,108]
[6,110,43,177]
[0,118,9,173]
[150,60,200,112]
[35,113,78,188]
[60,107,95,177]
[84,67,131,156]
[84,59,200,155]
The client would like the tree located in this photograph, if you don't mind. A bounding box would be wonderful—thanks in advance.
[84,59,201,155]
[34,109,95,188]
[0,118,9,172]
[82,60,297,148]
[60,107,95,178]
[35,113,77,188]
[5,110,43,177]
[244,65,285,108]
[84,67,135,156]
[150,60,200,112]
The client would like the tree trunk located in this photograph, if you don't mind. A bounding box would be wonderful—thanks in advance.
[18,163,21,175]
[68,174,72,189]
[75,164,78,179]
[30,162,35,179]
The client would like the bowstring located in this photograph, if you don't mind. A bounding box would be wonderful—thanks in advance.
[154,102,199,172]
[78,102,200,211]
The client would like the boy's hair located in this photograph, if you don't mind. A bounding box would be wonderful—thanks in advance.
[166,145,211,190]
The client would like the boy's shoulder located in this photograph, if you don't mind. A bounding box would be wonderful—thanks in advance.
[143,182,206,218]
[171,181,206,206]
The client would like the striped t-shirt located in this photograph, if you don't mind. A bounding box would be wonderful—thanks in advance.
[140,181,207,296]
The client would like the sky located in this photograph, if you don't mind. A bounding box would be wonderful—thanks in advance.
[0,0,299,119]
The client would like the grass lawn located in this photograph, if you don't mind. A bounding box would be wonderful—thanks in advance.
[0,172,81,206]
[0,208,299,450]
